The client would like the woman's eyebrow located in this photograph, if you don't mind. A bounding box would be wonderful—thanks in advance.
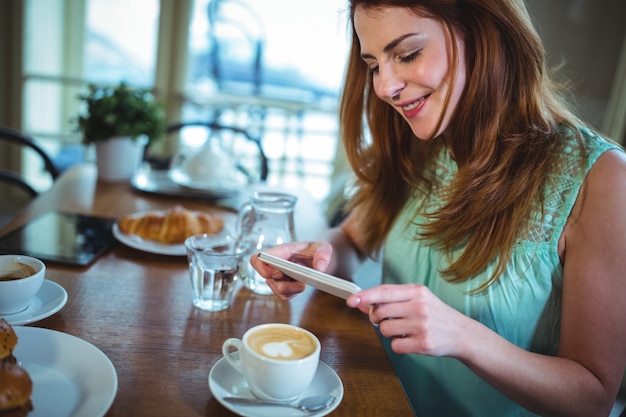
[360,33,419,60]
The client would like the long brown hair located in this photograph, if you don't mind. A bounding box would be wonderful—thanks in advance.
[340,0,584,287]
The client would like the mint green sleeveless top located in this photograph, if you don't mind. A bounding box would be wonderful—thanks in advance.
[380,127,622,416]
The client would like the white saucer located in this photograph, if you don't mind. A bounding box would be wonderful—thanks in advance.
[1,280,68,325]
[168,167,246,198]
[14,326,117,417]
[209,358,343,417]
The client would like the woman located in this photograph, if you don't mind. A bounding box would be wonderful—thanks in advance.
[251,1,626,416]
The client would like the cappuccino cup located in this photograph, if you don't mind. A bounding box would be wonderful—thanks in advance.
[222,323,320,401]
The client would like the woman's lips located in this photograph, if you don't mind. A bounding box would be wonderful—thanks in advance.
[399,95,429,118]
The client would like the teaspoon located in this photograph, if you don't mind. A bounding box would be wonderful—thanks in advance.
[223,394,336,412]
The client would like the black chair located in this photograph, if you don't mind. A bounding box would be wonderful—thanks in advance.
[0,127,60,198]
[0,127,61,228]
[147,122,268,183]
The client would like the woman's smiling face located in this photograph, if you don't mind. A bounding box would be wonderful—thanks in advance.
[355,6,466,140]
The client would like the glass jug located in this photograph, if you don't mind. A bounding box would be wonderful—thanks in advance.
[236,191,297,295]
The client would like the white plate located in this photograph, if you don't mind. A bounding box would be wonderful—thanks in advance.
[112,209,189,256]
[1,280,68,325]
[14,326,118,417]
[112,222,186,256]
[209,358,343,417]
[168,167,246,197]
[113,210,232,256]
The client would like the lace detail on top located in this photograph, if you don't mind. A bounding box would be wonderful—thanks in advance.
[420,126,620,252]
[518,127,617,250]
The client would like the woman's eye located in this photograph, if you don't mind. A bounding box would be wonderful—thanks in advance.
[368,64,379,74]
[398,50,421,64]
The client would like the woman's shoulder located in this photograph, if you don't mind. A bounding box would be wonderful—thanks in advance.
[563,129,626,246]
[550,125,624,192]
[524,126,625,248]
[575,126,626,185]
[582,145,626,199]
[562,124,624,161]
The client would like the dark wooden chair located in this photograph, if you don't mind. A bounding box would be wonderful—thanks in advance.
[0,127,61,228]
[0,126,60,198]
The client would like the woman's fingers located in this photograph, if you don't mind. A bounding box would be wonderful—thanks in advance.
[250,241,335,299]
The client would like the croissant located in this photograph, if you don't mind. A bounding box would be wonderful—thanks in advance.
[118,205,224,244]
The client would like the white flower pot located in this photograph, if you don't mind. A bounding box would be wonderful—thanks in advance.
[95,136,147,182]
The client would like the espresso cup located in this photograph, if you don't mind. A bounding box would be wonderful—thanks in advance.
[222,323,320,401]
[0,255,45,315]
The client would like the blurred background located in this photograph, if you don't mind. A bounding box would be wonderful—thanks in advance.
[0,0,624,203]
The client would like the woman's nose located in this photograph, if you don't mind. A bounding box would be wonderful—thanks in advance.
[377,65,405,100]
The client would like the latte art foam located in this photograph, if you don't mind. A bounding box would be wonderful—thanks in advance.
[248,326,317,360]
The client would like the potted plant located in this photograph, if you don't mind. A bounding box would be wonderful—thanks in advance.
[75,82,166,182]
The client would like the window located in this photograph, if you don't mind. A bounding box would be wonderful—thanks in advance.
[21,0,350,202]
[22,0,161,188]
[182,0,349,200]
[83,0,160,87]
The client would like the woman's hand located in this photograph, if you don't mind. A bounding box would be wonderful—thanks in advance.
[250,241,334,300]
[347,284,472,358]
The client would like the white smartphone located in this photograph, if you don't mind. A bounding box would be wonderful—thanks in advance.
[257,252,362,300]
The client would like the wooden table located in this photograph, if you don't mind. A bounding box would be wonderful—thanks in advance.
[0,164,414,417]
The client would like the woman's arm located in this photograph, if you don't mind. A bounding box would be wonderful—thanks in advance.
[325,209,369,279]
[348,150,626,416]
[470,150,626,416]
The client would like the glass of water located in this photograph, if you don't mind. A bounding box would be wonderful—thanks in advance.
[184,233,247,312]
